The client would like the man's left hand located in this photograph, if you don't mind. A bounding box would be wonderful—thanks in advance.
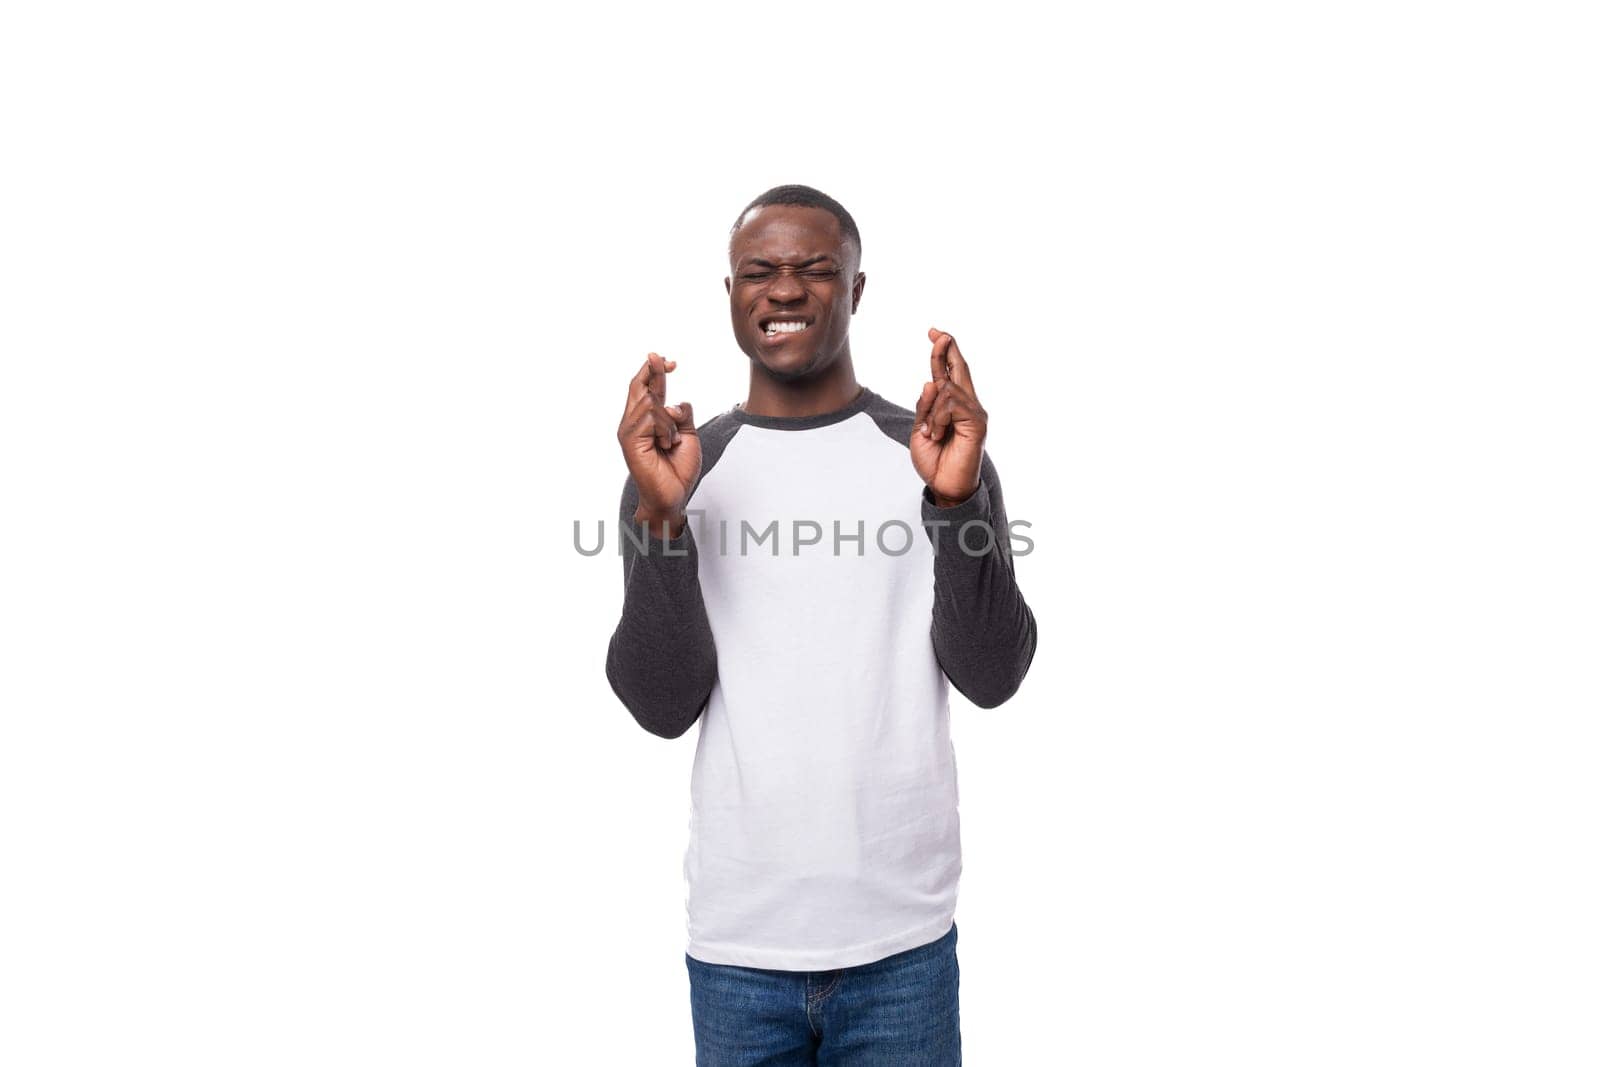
[912,327,988,507]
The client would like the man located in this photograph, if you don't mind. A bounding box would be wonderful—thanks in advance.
[606,184,1037,1065]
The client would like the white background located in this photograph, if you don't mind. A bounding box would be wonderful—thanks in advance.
[3,2,1596,1064]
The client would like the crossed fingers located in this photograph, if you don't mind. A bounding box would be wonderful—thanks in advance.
[915,328,983,442]
[620,352,683,451]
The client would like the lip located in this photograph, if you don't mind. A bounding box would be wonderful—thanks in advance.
[758,327,810,346]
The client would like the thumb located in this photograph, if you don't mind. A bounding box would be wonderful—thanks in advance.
[667,400,697,434]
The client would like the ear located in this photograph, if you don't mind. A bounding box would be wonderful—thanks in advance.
[851,272,867,314]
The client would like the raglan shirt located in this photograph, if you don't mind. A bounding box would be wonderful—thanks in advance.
[606,386,1037,970]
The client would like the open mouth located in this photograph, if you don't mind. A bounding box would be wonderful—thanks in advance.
[759,316,812,340]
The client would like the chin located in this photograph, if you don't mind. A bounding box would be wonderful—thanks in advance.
[760,364,815,384]
[753,350,824,383]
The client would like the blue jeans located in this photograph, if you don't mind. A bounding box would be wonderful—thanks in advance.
[685,921,961,1066]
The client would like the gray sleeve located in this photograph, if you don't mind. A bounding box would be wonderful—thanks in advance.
[920,452,1038,708]
[604,474,718,739]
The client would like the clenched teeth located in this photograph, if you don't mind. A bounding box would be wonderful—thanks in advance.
[764,321,810,336]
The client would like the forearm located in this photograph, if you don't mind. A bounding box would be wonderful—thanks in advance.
[606,485,717,738]
[921,459,1038,708]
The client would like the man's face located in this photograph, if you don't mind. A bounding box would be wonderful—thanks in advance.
[725,204,865,381]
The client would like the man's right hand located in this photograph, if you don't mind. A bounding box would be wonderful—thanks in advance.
[617,352,701,540]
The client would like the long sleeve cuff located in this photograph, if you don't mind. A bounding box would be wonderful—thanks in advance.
[920,479,995,557]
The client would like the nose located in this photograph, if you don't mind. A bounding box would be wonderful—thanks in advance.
[766,269,805,304]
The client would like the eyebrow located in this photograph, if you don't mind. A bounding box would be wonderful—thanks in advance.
[744,256,838,269]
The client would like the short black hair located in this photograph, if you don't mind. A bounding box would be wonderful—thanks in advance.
[728,184,861,263]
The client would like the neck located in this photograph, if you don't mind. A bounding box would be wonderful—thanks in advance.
[742,357,861,419]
